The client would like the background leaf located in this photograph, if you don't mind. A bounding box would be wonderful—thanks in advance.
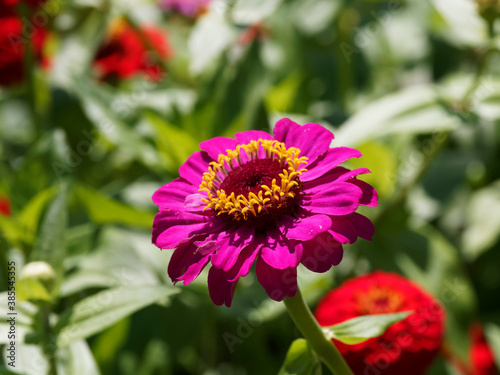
[54,286,178,348]
[324,312,412,345]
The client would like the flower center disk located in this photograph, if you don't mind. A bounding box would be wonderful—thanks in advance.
[199,139,308,230]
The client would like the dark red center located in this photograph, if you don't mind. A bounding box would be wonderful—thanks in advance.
[220,158,283,196]
[218,158,301,231]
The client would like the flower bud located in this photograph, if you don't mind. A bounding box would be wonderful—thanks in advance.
[476,0,500,23]
[20,261,56,293]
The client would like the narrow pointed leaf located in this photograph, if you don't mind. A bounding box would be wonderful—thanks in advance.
[324,311,412,345]
[54,286,178,348]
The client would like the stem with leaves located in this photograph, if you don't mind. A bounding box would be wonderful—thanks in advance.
[284,287,354,375]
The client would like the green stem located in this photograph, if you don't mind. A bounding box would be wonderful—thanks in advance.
[40,306,57,375]
[284,288,353,375]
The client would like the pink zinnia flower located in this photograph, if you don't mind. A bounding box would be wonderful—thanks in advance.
[152,119,377,306]
[159,0,211,18]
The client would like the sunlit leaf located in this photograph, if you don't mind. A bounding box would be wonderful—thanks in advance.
[346,142,397,198]
[188,14,237,75]
[462,181,500,260]
[335,85,461,147]
[17,186,57,240]
[54,286,178,348]
[232,0,284,25]
[146,111,199,174]
[75,185,155,229]
[278,338,322,375]
[30,183,68,289]
[57,340,100,375]
[485,323,500,370]
[431,0,487,48]
[16,279,52,303]
[324,312,412,345]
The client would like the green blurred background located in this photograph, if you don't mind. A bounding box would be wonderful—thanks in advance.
[1,0,500,374]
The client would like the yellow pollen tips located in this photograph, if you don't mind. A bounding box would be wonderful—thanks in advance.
[357,288,404,314]
[199,139,308,221]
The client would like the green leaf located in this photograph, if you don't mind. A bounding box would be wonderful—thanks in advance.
[346,142,397,198]
[54,285,178,348]
[75,185,155,229]
[17,186,57,240]
[430,0,487,48]
[265,71,302,113]
[16,279,52,303]
[73,80,162,172]
[278,338,322,375]
[485,323,500,370]
[335,85,460,147]
[462,181,500,260]
[0,368,28,375]
[30,183,68,288]
[324,312,412,345]
[57,340,100,375]
[188,14,237,75]
[232,0,284,24]
[146,111,199,174]
[92,318,130,369]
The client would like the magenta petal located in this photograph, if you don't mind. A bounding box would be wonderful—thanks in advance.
[211,226,255,272]
[155,216,227,249]
[348,179,378,207]
[303,167,370,189]
[329,216,359,244]
[345,212,375,241]
[152,209,208,246]
[273,119,334,162]
[301,182,363,216]
[208,267,237,307]
[168,240,210,285]
[260,228,301,270]
[179,151,213,186]
[200,137,238,160]
[235,130,274,144]
[301,147,363,182]
[279,214,332,241]
[184,193,206,212]
[226,239,263,282]
[152,178,198,209]
[298,232,343,273]
[256,257,297,301]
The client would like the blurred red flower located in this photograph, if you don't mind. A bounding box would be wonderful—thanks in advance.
[315,271,445,375]
[470,324,499,375]
[94,23,172,82]
[0,15,47,87]
[0,195,12,217]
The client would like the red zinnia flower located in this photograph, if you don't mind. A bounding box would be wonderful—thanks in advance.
[152,119,377,306]
[470,324,499,375]
[0,195,12,216]
[94,22,172,82]
[0,15,47,87]
[315,271,445,375]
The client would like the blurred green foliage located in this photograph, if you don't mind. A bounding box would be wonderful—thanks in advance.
[1,0,500,374]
